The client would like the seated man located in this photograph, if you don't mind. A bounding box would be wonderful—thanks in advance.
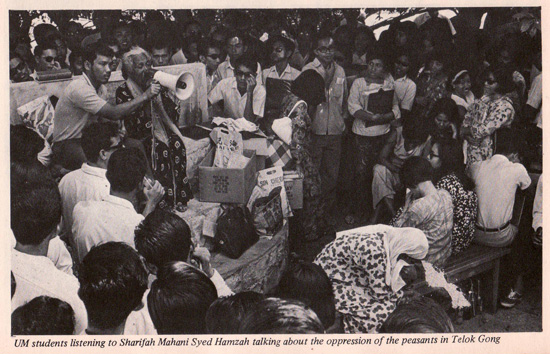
[392,157,453,267]
[208,56,266,122]
[371,119,430,223]
[52,43,159,171]
[72,148,164,263]
[58,122,120,247]
[11,175,87,334]
[134,208,232,296]
[471,128,531,247]
[78,242,148,335]
[148,261,218,334]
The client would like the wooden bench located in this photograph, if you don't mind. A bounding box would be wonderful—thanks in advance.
[412,190,526,313]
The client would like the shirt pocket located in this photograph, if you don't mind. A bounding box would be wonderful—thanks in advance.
[331,81,344,99]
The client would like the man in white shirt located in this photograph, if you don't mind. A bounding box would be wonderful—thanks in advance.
[11,177,87,334]
[52,43,160,171]
[392,52,416,124]
[58,122,121,248]
[470,129,531,308]
[198,39,223,94]
[208,56,266,122]
[78,242,149,335]
[134,208,233,297]
[72,148,164,264]
[216,31,262,82]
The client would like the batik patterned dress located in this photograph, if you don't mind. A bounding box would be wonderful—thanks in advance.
[281,94,325,241]
[314,230,401,333]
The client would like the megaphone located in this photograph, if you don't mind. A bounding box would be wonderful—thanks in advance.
[152,70,195,101]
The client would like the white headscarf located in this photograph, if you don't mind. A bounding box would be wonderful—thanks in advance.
[382,227,429,292]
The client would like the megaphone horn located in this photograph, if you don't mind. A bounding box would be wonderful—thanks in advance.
[153,70,195,101]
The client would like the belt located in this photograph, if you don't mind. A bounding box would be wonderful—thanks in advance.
[476,220,511,233]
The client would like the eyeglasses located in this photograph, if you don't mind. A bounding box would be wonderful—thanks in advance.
[43,56,56,63]
[207,54,221,60]
[316,46,335,54]
[234,70,253,78]
[428,152,440,159]
[485,79,497,85]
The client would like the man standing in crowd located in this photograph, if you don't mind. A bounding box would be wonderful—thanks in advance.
[303,31,348,222]
[216,31,262,81]
[149,36,172,67]
[198,39,223,93]
[52,43,160,171]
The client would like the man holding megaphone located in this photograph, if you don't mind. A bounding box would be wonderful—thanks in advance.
[116,46,193,211]
[52,43,161,172]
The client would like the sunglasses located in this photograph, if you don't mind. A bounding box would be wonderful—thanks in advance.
[234,70,253,78]
[316,46,336,54]
[43,56,56,63]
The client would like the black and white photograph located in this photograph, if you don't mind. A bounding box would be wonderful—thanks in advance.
[7,4,545,352]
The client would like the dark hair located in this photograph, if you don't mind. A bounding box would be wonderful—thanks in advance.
[487,67,515,95]
[198,38,221,57]
[10,125,44,164]
[148,35,172,52]
[206,291,265,334]
[78,242,148,330]
[12,296,75,335]
[238,297,324,334]
[11,172,61,245]
[402,118,429,145]
[83,42,115,67]
[366,46,389,69]
[273,259,335,329]
[400,156,433,188]
[234,56,258,73]
[267,35,295,53]
[494,128,520,156]
[33,24,57,46]
[148,261,218,334]
[134,208,192,269]
[225,30,247,46]
[106,148,146,193]
[81,122,120,163]
[314,29,333,49]
[432,138,474,191]
[429,98,459,128]
[34,42,57,57]
[69,48,83,66]
[380,297,453,333]
[291,70,326,107]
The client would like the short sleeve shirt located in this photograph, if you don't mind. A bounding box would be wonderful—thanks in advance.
[208,77,266,119]
[52,73,108,143]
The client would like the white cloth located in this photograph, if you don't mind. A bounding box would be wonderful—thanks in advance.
[59,163,110,245]
[169,49,188,65]
[211,117,258,132]
[451,91,475,110]
[394,75,417,111]
[124,289,157,335]
[526,72,542,128]
[261,64,300,84]
[72,195,144,264]
[533,175,542,231]
[208,77,266,119]
[471,154,531,229]
[11,249,87,334]
[10,231,73,275]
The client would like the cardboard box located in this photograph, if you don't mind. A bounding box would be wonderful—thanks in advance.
[242,136,269,156]
[284,171,303,210]
[199,149,257,204]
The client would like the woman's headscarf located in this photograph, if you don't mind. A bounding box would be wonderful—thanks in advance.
[383,227,429,292]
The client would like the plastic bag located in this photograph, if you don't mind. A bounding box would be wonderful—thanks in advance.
[212,127,244,168]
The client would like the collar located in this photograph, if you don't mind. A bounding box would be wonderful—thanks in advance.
[12,248,54,266]
[394,75,409,82]
[82,72,101,92]
[268,64,292,76]
[103,194,137,212]
[81,163,107,178]
[311,58,323,68]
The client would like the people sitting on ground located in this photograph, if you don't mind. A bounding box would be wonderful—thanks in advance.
[461,67,516,167]
[371,118,431,224]
[78,242,149,335]
[58,122,120,249]
[391,157,453,267]
[238,297,325,334]
[208,56,266,122]
[134,208,232,295]
[469,128,530,308]
[11,173,87,333]
[52,43,158,171]
[148,261,219,334]
[428,138,478,254]
[205,291,265,334]
[71,148,164,263]
[379,296,454,333]
[314,224,429,333]
[272,256,336,331]
[12,296,75,335]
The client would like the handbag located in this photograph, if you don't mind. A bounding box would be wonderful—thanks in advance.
[214,204,258,259]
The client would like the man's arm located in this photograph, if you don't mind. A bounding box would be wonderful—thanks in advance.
[99,83,159,121]
[377,129,400,173]
[243,76,256,122]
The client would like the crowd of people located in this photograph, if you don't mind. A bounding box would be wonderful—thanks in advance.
[10,8,542,335]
